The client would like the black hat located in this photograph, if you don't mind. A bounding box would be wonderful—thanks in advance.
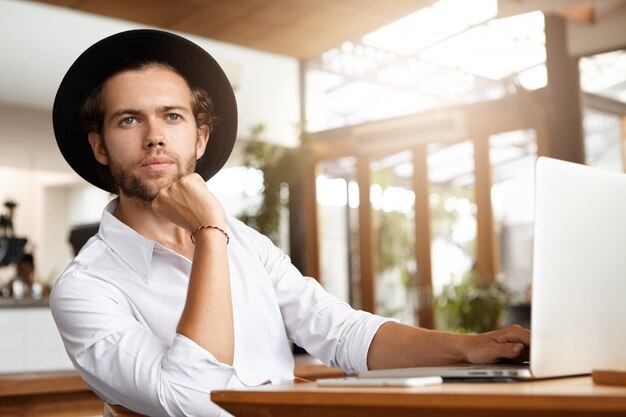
[53,29,238,192]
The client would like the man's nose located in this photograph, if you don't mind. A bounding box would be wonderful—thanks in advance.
[144,120,166,149]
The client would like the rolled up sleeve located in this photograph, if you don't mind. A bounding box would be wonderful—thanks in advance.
[50,272,235,417]
[246,226,394,374]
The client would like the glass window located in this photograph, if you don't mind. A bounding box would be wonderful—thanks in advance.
[427,141,476,298]
[489,130,537,303]
[316,158,358,304]
[305,0,546,132]
[210,166,291,254]
[580,49,626,173]
[370,151,417,324]
[580,50,626,104]
[209,166,264,217]
[583,108,624,172]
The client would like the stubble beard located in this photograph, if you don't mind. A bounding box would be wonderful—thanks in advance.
[106,149,197,202]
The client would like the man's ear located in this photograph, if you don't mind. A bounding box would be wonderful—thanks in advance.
[88,132,109,165]
[196,125,209,159]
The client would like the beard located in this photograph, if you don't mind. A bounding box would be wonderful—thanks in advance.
[105,148,197,202]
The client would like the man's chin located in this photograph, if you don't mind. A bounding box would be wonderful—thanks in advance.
[120,177,176,202]
[119,189,159,203]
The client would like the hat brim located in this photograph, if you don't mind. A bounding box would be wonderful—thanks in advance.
[53,29,238,192]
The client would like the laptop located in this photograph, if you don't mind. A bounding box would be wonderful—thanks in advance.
[359,157,626,381]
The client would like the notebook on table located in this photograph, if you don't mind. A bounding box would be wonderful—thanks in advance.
[359,157,626,381]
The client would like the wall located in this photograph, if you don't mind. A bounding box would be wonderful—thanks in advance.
[0,0,301,146]
[0,0,301,289]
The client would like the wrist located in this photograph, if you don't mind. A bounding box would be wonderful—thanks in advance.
[439,331,472,363]
[191,224,229,245]
[457,333,473,363]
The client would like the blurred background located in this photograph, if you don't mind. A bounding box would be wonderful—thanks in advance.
[0,0,625,413]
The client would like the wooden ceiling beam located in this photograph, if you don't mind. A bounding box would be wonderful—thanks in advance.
[32,0,427,59]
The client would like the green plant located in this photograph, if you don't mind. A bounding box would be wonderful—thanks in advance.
[437,269,510,333]
[376,210,413,275]
[429,183,476,258]
[371,166,414,276]
[238,123,310,246]
[371,166,417,318]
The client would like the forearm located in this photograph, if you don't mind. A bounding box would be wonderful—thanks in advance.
[177,229,234,365]
[367,321,469,370]
[367,321,529,370]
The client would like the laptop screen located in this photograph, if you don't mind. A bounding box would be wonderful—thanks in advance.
[530,157,626,378]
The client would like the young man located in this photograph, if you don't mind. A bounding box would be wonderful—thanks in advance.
[51,30,529,417]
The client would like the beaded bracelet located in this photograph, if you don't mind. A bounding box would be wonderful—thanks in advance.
[191,224,229,245]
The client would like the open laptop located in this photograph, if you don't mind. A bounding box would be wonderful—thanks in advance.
[359,157,626,381]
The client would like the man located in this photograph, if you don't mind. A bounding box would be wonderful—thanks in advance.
[1,253,40,299]
[51,30,529,417]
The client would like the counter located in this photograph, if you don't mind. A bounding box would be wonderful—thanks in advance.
[0,302,74,373]
[0,370,102,416]
[0,297,49,309]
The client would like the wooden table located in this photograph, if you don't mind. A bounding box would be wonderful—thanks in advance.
[211,376,626,417]
[0,370,103,417]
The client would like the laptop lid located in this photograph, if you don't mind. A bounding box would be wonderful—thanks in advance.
[359,157,626,381]
[530,157,626,378]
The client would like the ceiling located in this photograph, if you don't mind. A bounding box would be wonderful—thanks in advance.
[1,0,622,116]
[0,0,623,179]
[31,0,625,60]
[32,0,434,59]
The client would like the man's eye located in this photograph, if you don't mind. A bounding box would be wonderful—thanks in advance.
[121,117,136,125]
[167,114,182,121]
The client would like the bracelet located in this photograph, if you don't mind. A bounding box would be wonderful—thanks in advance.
[191,225,229,245]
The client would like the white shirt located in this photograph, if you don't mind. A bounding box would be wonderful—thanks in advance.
[50,199,390,417]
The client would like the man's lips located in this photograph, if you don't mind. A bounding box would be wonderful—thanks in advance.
[140,156,175,171]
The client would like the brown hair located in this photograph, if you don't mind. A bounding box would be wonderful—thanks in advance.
[79,60,219,191]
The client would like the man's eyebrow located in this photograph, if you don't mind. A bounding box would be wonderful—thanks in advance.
[106,105,191,122]
[108,109,142,122]
[160,105,192,114]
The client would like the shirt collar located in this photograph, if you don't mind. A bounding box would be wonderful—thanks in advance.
[98,198,156,283]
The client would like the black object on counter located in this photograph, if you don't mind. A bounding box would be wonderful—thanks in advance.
[0,237,27,267]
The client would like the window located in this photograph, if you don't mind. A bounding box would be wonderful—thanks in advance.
[489,130,537,303]
[316,158,358,304]
[427,141,476,296]
[371,151,417,324]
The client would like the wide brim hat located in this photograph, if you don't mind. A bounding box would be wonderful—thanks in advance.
[53,29,238,192]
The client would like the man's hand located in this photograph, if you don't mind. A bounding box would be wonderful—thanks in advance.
[464,324,530,364]
[152,173,226,232]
